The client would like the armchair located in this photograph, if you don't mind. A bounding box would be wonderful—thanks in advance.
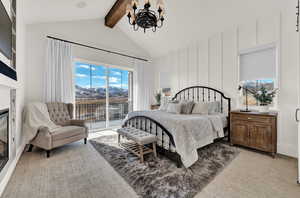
[28,102,88,157]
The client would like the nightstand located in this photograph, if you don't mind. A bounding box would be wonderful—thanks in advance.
[150,104,160,110]
[230,110,277,157]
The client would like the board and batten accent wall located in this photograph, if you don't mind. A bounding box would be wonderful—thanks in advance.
[155,15,280,107]
[154,13,299,158]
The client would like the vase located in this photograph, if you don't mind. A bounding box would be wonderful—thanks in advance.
[258,105,269,113]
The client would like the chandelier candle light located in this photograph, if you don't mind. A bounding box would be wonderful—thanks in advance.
[126,0,165,33]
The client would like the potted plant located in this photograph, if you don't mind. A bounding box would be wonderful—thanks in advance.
[155,91,162,105]
[253,86,277,112]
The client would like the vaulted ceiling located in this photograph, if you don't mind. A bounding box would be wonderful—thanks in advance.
[24,0,284,58]
[24,0,115,24]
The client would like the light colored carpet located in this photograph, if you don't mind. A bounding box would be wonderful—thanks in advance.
[2,131,300,198]
[196,149,300,198]
[2,137,138,198]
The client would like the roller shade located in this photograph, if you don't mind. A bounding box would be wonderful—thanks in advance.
[240,47,276,81]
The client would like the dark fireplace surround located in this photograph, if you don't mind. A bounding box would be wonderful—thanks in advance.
[0,109,9,172]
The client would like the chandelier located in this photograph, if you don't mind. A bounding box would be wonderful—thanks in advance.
[126,0,165,33]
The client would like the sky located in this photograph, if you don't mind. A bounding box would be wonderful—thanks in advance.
[75,62,129,89]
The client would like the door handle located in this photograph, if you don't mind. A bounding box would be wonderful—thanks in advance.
[296,108,300,122]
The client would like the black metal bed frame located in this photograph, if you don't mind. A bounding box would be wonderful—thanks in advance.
[123,86,231,167]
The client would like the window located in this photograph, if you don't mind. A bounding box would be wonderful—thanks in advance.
[239,46,277,106]
[240,79,275,106]
[75,61,133,131]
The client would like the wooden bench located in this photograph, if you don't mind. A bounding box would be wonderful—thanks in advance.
[117,127,157,163]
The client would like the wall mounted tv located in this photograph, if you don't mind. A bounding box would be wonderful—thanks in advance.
[0,1,12,60]
[0,1,16,81]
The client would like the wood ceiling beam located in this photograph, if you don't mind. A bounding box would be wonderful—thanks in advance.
[105,0,131,28]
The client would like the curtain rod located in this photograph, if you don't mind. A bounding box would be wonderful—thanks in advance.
[46,36,148,62]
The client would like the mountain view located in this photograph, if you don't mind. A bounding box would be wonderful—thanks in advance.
[75,85,128,100]
[74,62,131,129]
[241,79,275,106]
[243,80,274,92]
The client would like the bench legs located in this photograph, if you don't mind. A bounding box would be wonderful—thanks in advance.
[118,134,121,145]
[139,145,144,163]
[46,150,50,158]
[28,144,33,152]
[153,143,157,158]
[118,134,157,163]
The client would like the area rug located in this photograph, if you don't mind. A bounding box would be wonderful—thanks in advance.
[90,135,239,198]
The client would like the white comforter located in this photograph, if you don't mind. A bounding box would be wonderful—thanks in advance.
[125,110,226,168]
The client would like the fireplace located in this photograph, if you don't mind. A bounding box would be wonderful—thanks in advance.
[0,109,9,172]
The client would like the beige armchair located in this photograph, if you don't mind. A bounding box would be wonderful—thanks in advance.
[28,102,88,157]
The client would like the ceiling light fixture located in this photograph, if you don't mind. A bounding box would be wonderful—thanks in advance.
[126,0,165,33]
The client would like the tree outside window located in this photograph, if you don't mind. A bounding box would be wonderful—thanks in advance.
[241,79,275,106]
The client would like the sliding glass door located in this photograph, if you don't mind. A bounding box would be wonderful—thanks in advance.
[75,61,133,131]
[108,68,131,128]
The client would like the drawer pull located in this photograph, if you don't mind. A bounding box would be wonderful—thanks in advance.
[248,117,252,120]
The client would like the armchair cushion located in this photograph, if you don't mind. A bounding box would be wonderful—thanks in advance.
[70,119,87,127]
[55,119,87,128]
[50,126,86,141]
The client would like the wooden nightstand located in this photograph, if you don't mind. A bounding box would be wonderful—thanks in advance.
[150,105,160,110]
[230,110,277,157]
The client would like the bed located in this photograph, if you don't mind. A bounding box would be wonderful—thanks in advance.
[122,86,231,168]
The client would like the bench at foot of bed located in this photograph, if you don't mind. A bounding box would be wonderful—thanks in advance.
[117,127,158,163]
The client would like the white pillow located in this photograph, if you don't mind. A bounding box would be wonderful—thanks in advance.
[166,103,182,114]
[208,101,220,114]
[192,102,209,115]
[180,100,195,114]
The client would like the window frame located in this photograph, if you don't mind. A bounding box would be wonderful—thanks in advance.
[73,58,134,129]
[237,43,280,110]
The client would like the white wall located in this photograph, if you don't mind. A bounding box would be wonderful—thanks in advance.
[154,1,298,157]
[119,0,286,58]
[0,0,27,194]
[25,19,151,103]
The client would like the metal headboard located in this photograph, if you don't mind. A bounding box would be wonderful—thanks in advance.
[123,86,231,167]
[172,86,231,117]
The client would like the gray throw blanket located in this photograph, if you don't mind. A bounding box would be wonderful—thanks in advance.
[125,110,225,168]
[22,102,60,144]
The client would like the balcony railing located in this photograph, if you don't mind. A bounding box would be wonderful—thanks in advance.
[75,98,131,131]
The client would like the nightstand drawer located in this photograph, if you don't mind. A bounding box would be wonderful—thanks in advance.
[231,114,272,124]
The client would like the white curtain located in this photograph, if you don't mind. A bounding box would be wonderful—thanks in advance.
[133,59,154,111]
[44,39,74,103]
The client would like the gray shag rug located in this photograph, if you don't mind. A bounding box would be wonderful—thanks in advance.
[90,135,239,198]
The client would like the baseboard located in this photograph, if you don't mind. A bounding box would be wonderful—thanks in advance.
[0,143,26,197]
[276,153,297,160]
[277,143,298,159]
